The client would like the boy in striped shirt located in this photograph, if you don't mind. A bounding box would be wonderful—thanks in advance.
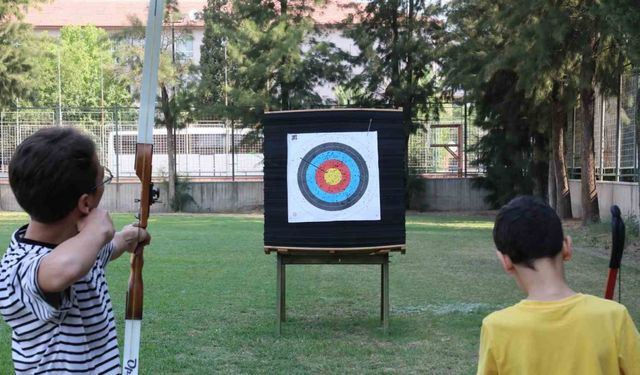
[0,127,151,374]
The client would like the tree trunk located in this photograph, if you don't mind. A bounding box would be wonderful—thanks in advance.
[390,5,400,103]
[403,107,413,171]
[279,0,290,110]
[551,99,573,218]
[531,132,548,201]
[580,86,600,224]
[404,131,411,208]
[161,85,177,209]
[166,121,177,208]
[548,154,557,209]
[636,83,640,234]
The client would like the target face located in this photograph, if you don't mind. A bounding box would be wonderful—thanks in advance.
[288,132,380,223]
[298,142,369,211]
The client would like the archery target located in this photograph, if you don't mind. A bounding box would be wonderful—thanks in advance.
[288,132,380,223]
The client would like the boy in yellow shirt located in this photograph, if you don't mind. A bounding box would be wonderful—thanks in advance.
[478,196,640,375]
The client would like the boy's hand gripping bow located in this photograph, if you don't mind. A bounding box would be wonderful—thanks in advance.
[604,205,625,301]
[123,0,164,374]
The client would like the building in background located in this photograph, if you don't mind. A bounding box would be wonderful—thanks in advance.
[23,0,359,100]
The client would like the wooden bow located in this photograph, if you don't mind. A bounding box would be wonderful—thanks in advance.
[123,1,165,374]
[604,205,625,301]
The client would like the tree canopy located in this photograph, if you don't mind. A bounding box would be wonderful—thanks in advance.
[0,0,46,109]
[199,0,348,127]
[26,26,130,108]
[345,0,443,140]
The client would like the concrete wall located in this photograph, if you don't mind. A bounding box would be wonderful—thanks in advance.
[3,178,490,214]
[3,178,638,217]
[182,182,263,213]
[0,181,264,214]
[411,178,639,218]
[411,178,491,211]
[569,179,639,221]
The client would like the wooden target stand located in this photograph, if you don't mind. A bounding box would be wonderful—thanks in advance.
[265,245,406,335]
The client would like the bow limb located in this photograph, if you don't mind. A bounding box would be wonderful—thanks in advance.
[604,205,625,301]
[123,1,165,374]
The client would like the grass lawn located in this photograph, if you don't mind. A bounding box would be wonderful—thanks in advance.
[0,212,638,374]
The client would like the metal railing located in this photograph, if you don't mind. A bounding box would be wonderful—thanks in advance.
[0,107,263,180]
[0,104,484,180]
[566,73,639,182]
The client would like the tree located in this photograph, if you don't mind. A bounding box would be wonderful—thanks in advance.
[199,0,233,109]
[469,70,549,207]
[443,0,550,206]
[445,0,632,223]
[113,0,199,209]
[345,0,442,166]
[26,26,130,108]
[512,0,627,224]
[598,0,640,230]
[199,0,348,127]
[487,1,577,218]
[599,0,640,66]
[0,0,45,109]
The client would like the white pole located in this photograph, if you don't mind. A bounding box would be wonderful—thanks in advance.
[57,48,63,126]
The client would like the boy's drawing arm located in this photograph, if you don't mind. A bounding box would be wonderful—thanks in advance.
[618,309,640,374]
[110,224,151,262]
[37,209,114,293]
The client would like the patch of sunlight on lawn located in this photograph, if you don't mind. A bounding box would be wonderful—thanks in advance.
[0,212,28,221]
[406,221,494,230]
[393,302,502,316]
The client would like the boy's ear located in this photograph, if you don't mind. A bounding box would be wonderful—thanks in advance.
[562,236,573,261]
[77,193,92,216]
[495,250,515,274]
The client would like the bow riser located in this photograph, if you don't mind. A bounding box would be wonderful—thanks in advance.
[126,144,153,321]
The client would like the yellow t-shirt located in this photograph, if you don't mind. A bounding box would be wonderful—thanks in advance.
[477,293,640,375]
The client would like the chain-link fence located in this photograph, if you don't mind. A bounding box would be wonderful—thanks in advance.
[0,107,263,180]
[1,105,483,180]
[566,73,639,182]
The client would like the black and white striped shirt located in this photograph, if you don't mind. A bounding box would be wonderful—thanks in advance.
[0,225,121,374]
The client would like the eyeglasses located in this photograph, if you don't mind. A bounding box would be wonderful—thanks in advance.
[90,166,113,192]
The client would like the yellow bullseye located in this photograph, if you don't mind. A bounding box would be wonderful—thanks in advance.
[324,168,342,186]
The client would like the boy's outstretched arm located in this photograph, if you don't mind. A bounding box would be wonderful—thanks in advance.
[37,208,115,293]
[110,224,151,261]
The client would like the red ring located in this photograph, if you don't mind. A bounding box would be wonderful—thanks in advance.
[315,160,351,193]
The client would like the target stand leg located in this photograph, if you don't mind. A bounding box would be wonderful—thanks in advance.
[381,254,389,335]
[276,253,286,336]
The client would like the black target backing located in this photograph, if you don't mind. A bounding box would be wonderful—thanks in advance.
[263,109,406,248]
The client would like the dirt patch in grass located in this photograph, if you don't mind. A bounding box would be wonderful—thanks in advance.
[564,218,640,269]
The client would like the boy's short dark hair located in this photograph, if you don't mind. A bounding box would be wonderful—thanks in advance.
[493,196,564,268]
[9,127,99,223]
